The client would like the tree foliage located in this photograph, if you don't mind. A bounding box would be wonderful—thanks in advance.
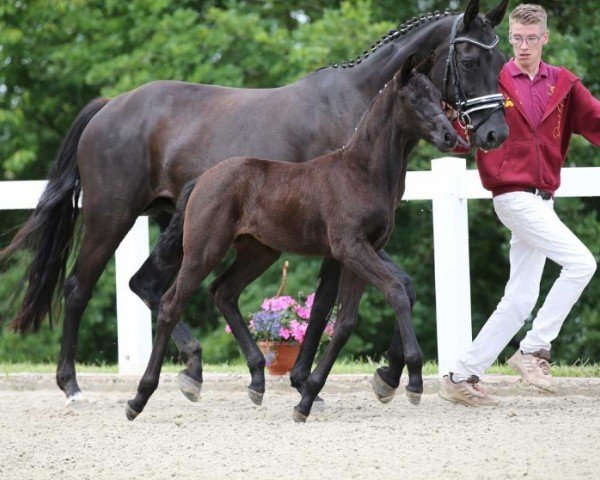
[0,0,599,365]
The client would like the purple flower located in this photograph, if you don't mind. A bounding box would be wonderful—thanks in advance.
[250,310,283,340]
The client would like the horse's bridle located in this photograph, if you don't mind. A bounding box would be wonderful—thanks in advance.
[443,13,505,138]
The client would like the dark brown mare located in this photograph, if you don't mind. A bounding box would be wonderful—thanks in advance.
[1,0,509,406]
[125,55,461,422]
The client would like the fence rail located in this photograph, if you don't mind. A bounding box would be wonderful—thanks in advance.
[2,157,599,375]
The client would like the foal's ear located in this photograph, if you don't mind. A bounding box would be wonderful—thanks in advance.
[415,52,435,76]
[463,0,480,29]
[398,53,416,87]
[485,0,509,27]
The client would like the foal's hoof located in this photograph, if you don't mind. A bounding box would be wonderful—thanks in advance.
[292,406,308,423]
[65,391,88,408]
[248,388,264,406]
[371,371,396,404]
[177,371,202,403]
[125,401,141,421]
[405,389,422,406]
[311,396,326,413]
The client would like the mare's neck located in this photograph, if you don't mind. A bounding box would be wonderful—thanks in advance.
[340,16,453,100]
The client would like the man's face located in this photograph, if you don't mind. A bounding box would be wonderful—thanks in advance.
[509,22,548,71]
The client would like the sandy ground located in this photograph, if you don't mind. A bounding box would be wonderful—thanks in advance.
[1,374,599,480]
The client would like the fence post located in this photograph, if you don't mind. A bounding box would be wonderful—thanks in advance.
[115,216,152,375]
[431,157,472,376]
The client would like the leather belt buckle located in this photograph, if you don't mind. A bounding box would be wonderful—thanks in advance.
[534,188,552,201]
[523,187,552,200]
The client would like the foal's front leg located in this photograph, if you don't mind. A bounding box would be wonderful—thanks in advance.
[333,242,423,406]
[370,251,421,405]
[294,267,366,422]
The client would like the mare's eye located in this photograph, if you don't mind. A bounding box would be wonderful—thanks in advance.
[461,59,478,70]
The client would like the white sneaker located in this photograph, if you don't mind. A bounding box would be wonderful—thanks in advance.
[507,349,556,393]
[439,374,499,407]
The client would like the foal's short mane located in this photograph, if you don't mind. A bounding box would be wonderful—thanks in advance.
[322,9,455,71]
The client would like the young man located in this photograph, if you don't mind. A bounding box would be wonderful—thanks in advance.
[440,3,600,407]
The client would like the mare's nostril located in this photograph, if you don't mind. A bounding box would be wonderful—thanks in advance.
[444,132,454,145]
[486,130,497,145]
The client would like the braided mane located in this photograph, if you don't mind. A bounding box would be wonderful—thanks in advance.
[326,9,455,70]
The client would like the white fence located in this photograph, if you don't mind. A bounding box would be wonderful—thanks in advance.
[1,157,599,375]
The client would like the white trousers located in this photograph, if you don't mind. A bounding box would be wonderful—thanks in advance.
[453,191,596,378]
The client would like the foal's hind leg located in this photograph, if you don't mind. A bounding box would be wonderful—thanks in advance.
[371,251,421,405]
[129,210,204,402]
[209,238,280,405]
[294,267,366,422]
[127,235,232,419]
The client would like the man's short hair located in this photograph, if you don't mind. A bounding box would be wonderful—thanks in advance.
[509,4,548,30]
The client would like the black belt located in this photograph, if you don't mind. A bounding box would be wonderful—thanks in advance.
[523,187,552,200]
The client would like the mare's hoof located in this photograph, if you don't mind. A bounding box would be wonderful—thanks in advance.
[405,389,422,406]
[65,391,88,408]
[292,406,308,423]
[371,371,396,404]
[177,371,202,402]
[248,388,264,406]
[311,396,326,413]
[125,401,141,421]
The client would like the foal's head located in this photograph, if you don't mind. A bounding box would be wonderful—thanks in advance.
[393,55,459,152]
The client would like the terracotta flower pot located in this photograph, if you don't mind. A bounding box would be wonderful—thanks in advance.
[258,341,301,375]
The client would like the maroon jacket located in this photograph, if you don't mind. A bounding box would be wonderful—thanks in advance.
[475,63,600,196]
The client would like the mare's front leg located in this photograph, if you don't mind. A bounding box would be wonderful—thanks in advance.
[371,251,421,405]
[294,267,366,422]
[289,258,341,402]
[209,239,281,405]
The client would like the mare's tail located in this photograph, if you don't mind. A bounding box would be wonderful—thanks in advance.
[1,97,110,333]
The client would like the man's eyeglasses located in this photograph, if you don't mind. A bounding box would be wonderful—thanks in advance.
[508,33,546,46]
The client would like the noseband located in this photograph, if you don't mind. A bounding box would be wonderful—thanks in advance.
[443,13,505,137]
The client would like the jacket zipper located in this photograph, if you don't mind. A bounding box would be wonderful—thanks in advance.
[533,128,541,186]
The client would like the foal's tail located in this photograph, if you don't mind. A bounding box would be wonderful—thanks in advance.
[152,179,198,273]
[1,97,110,333]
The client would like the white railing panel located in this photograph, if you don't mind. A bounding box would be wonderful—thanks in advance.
[2,163,600,375]
[115,217,152,375]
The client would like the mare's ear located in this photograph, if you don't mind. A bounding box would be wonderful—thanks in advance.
[398,53,416,87]
[485,0,509,27]
[415,52,435,76]
[463,0,480,29]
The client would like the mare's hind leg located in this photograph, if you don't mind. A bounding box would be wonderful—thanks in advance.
[127,239,232,420]
[294,267,366,422]
[371,251,421,405]
[209,238,280,405]
[289,258,341,408]
[57,211,138,404]
[129,209,204,402]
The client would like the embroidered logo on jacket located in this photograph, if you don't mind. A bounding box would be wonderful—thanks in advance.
[553,98,566,139]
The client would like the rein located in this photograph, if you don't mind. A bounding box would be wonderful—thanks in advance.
[443,13,505,141]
